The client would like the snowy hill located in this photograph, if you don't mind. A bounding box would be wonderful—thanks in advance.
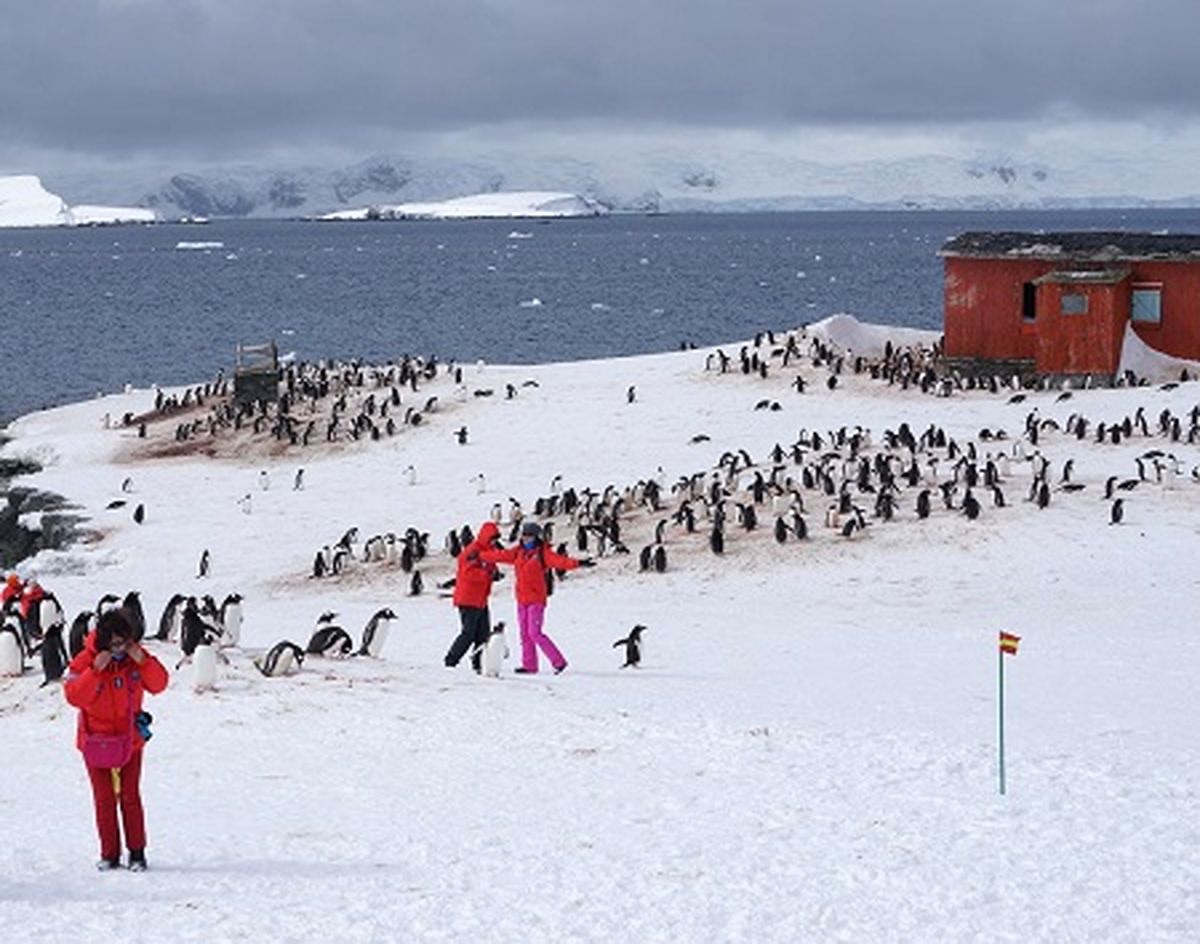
[36,142,1200,221]
[0,175,155,227]
[319,190,607,220]
[1,315,1198,939]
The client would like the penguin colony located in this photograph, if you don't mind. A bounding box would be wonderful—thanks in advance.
[122,354,522,460]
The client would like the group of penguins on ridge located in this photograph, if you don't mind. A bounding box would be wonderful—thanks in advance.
[118,353,537,453]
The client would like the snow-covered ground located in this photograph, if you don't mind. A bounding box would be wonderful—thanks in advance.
[1,316,1198,941]
[0,175,155,227]
[319,190,606,221]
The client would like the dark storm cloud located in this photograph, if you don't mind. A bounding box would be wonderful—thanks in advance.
[1,0,1198,157]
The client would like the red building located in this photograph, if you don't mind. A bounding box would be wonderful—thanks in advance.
[941,231,1200,379]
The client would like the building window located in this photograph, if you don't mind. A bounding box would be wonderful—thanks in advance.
[1061,293,1088,315]
[1022,282,1037,321]
[1131,285,1162,325]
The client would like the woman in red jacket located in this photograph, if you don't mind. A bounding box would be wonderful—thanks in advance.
[482,521,593,674]
[444,521,502,672]
[64,607,169,871]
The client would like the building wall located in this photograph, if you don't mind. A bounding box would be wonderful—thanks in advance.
[944,256,1200,374]
[943,257,1041,362]
[1125,261,1200,360]
[1033,282,1125,374]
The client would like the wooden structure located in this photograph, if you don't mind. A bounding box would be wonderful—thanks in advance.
[941,232,1200,380]
[234,341,280,407]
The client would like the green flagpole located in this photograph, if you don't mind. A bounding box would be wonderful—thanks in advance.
[998,641,1006,795]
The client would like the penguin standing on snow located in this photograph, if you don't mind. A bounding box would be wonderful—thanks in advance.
[358,607,397,658]
[476,621,508,678]
[38,622,69,686]
[613,624,647,668]
[0,618,25,677]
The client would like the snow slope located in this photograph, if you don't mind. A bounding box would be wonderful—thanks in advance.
[319,190,606,221]
[0,175,154,227]
[1,314,1198,941]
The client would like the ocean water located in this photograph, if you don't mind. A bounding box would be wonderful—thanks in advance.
[3,209,1199,423]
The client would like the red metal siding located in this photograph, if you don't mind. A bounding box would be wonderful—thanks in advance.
[943,257,1043,361]
[1126,262,1200,359]
[944,255,1200,374]
[1033,283,1125,374]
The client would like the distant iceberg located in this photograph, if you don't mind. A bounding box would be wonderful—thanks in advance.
[320,190,607,221]
[0,175,155,227]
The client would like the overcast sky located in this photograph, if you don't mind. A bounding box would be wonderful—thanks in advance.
[2,0,1199,169]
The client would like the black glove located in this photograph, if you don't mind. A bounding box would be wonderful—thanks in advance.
[578,557,596,568]
[493,570,505,581]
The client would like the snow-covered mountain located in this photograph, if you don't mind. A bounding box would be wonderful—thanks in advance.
[0,175,155,227]
[33,147,1200,220]
[320,190,607,221]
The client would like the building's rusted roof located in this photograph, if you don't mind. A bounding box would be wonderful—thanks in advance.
[940,231,1200,261]
[1034,268,1131,285]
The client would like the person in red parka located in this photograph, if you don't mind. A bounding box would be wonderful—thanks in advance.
[444,521,503,672]
[1,572,22,607]
[481,521,594,674]
[64,607,169,871]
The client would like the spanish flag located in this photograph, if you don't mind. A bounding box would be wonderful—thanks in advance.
[999,631,1021,656]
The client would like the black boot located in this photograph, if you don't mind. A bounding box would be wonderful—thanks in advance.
[128,849,147,872]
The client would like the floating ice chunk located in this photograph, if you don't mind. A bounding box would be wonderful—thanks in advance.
[590,303,610,311]
[519,298,543,308]
[175,241,224,250]
[508,231,533,239]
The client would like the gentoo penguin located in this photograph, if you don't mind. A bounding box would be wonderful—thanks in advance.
[293,468,305,491]
[38,622,69,686]
[198,549,210,578]
[1110,498,1125,525]
[254,641,305,677]
[639,545,653,571]
[192,643,218,693]
[306,623,354,657]
[653,545,667,573]
[477,621,508,678]
[774,517,789,543]
[259,470,270,491]
[132,503,145,524]
[613,624,647,668]
[123,591,147,640]
[67,611,92,658]
[0,619,24,677]
[218,593,243,647]
[154,594,186,642]
[96,593,121,616]
[358,607,397,658]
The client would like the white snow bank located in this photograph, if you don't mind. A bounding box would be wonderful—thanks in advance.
[0,175,155,227]
[69,204,156,225]
[805,312,941,356]
[1117,322,1200,383]
[321,190,607,221]
[0,174,70,227]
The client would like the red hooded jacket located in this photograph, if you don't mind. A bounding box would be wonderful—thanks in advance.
[453,521,501,609]
[64,632,169,752]
[481,540,579,605]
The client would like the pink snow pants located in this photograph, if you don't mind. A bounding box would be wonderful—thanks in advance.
[517,602,565,672]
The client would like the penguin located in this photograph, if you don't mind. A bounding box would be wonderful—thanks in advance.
[132,503,145,524]
[218,593,243,647]
[613,624,646,668]
[306,624,354,657]
[38,622,69,686]
[123,591,147,640]
[293,468,305,491]
[0,620,25,677]
[358,607,397,658]
[258,470,270,491]
[192,643,218,693]
[653,545,667,573]
[477,621,508,678]
[154,594,185,642]
[96,593,121,615]
[176,599,220,668]
[198,549,210,578]
[774,516,789,543]
[962,491,981,520]
[1110,498,1125,525]
[312,550,328,579]
[639,545,653,571]
[254,641,305,677]
[626,385,637,404]
[455,426,468,445]
[709,524,725,555]
[68,610,93,658]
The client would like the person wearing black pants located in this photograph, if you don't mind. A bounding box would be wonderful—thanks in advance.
[444,521,501,672]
